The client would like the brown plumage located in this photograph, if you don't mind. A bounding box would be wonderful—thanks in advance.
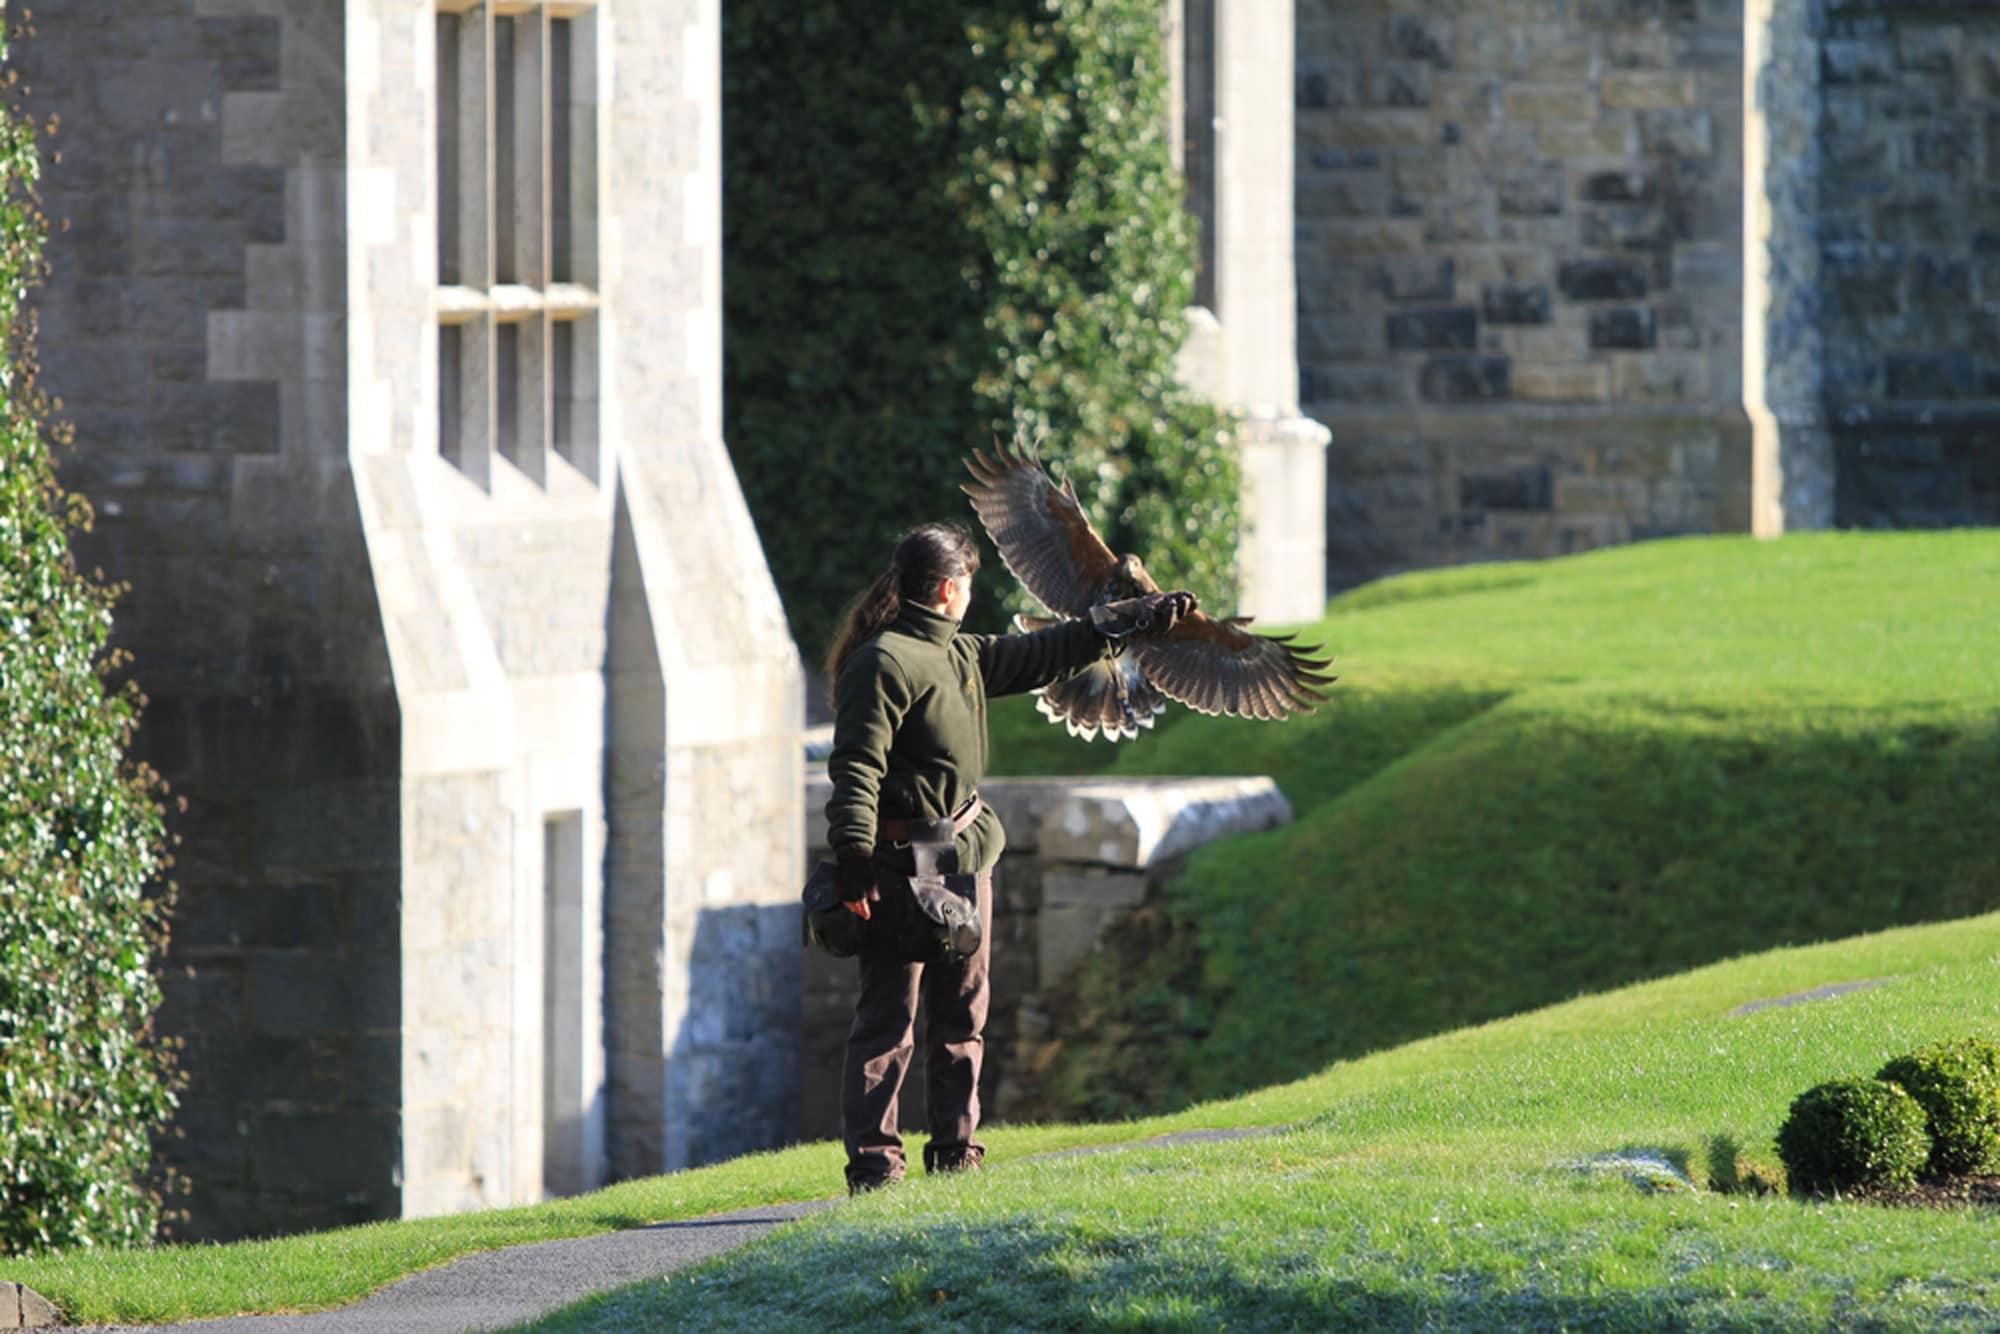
[962,434,1335,740]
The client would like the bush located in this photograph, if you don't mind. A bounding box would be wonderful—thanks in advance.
[1879,1038,2000,1177]
[1776,1076,1931,1196]
[0,61,177,1254]
[724,0,1237,658]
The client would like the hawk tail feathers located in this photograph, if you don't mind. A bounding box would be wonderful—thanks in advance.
[1031,657,1167,743]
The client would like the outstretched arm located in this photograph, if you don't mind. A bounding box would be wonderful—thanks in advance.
[971,617,1110,699]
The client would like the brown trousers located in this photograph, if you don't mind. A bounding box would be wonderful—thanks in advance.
[841,871,994,1187]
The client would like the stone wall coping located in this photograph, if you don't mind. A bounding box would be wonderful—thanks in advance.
[806,772,1292,869]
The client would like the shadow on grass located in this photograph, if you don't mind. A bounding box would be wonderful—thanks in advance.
[1701,1134,1784,1197]
[533,1213,1825,1333]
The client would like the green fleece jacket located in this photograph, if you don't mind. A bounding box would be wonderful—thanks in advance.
[826,603,1111,874]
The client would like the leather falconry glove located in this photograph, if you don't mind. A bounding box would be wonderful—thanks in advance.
[837,850,877,921]
[1089,590,1199,640]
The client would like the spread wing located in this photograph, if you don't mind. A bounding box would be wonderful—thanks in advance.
[962,435,1119,616]
[1130,612,1335,721]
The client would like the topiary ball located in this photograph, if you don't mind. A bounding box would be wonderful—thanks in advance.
[1776,1076,1932,1196]
[1878,1037,2000,1177]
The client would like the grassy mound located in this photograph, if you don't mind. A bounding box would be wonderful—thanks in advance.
[534,914,2000,1331]
[984,531,2000,1119]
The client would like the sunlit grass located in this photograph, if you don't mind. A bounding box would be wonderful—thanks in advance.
[531,914,2000,1331]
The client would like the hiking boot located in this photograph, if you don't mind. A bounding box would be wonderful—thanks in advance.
[923,1144,984,1175]
[846,1172,900,1196]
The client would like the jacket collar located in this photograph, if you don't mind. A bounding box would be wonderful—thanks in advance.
[894,602,959,645]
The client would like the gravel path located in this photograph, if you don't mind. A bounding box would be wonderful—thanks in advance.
[72,1127,1282,1333]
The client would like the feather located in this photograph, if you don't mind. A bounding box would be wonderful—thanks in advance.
[961,433,1119,615]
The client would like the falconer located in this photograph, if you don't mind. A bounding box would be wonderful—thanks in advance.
[822,521,1194,1193]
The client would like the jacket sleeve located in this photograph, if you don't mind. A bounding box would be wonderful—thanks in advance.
[971,617,1110,699]
[825,646,917,856]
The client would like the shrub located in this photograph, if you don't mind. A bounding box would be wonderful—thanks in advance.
[0,59,177,1254]
[1878,1037,2000,1177]
[723,0,1237,658]
[1775,1076,1931,1196]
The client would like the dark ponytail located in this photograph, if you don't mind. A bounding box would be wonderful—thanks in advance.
[825,522,982,703]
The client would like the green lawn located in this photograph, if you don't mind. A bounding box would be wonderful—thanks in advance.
[531,912,2000,1331]
[985,532,2000,1120]
[17,531,2000,1326]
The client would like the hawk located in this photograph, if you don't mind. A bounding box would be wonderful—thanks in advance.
[962,436,1335,741]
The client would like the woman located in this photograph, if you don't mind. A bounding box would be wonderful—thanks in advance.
[824,521,1193,1191]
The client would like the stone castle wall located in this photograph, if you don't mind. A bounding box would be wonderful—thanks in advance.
[1297,0,1754,584]
[1814,1,2000,528]
[22,6,403,1240]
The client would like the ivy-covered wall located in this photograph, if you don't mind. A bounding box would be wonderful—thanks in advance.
[723,0,1237,660]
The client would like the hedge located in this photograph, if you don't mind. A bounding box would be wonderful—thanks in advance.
[723,0,1237,658]
[0,58,178,1254]
[1878,1038,2000,1178]
[1775,1076,1931,1197]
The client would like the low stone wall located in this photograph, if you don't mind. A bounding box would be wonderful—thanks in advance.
[801,773,1291,1142]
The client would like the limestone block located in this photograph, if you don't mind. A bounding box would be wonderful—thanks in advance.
[1615,351,1709,402]
[1299,108,1434,149]
[1456,247,1551,286]
[1037,777,1292,870]
[1420,356,1511,402]
[1367,254,1456,303]
[1513,361,1610,402]
[1304,218,1432,258]
[1042,869,1150,911]
[1602,71,1697,110]
[1503,84,1596,123]
[1303,313,1381,360]
[1297,169,1390,219]
[1538,117,1633,157]
[5,1285,60,1328]
[1301,364,1412,405]
[1039,904,1118,983]
[1556,474,1649,513]
[1432,73,1500,122]
[1640,109,1713,158]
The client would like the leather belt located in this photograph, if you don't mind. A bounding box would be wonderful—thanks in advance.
[879,793,984,847]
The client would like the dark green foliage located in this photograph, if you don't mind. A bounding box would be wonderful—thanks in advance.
[1878,1038,2000,1176]
[1776,1077,1931,1196]
[723,0,1237,659]
[0,68,177,1254]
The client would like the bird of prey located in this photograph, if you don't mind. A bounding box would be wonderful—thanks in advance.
[962,435,1335,741]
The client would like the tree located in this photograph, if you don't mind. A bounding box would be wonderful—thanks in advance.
[0,40,179,1254]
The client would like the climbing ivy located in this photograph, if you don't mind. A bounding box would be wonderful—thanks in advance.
[723,0,1237,659]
